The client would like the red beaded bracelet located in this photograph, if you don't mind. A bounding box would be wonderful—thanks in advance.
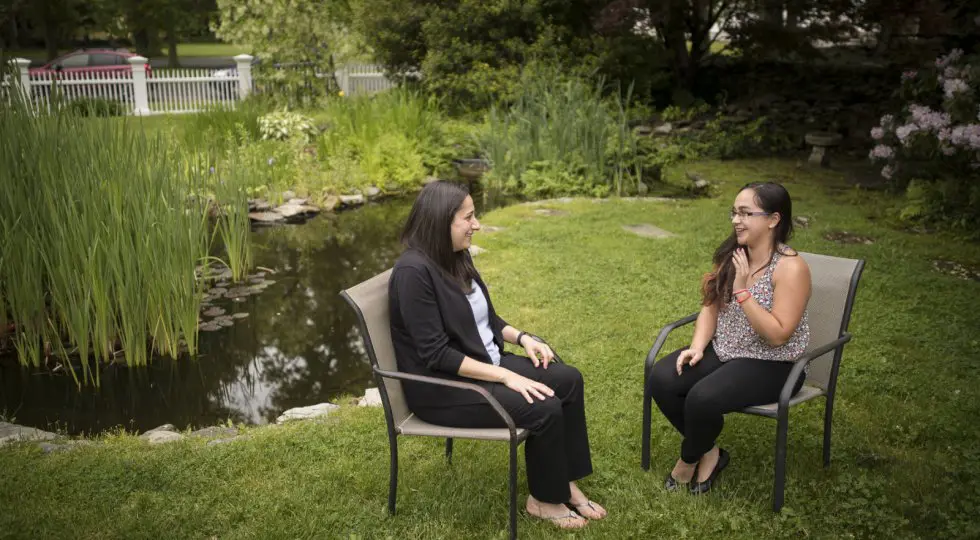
[736,291,752,304]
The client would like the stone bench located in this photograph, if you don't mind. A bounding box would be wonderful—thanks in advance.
[805,131,843,167]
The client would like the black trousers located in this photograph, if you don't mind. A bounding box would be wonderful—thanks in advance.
[647,342,804,464]
[413,354,593,503]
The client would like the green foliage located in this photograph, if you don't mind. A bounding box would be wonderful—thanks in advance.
[63,97,126,117]
[258,110,318,142]
[0,101,249,383]
[869,48,980,233]
[2,161,980,539]
[213,0,365,107]
[312,90,454,193]
[481,67,643,198]
[353,0,601,111]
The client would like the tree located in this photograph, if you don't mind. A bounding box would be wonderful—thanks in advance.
[214,0,362,105]
[354,0,603,108]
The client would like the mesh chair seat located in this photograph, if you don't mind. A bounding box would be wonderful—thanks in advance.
[741,385,826,417]
[397,414,531,442]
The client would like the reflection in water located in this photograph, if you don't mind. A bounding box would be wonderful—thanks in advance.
[0,198,413,435]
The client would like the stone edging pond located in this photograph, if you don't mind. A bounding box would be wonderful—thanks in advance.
[0,389,383,453]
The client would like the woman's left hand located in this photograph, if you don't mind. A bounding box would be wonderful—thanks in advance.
[732,248,750,291]
[523,337,555,369]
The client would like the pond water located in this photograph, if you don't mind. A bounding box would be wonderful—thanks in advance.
[0,186,513,436]
[0,198,421,436]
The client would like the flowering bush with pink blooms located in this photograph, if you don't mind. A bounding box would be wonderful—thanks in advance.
[869,49,980,232]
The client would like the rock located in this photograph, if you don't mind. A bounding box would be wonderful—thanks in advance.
[281,190,297,201]
[208,287,228,296]
[636,181,649,195]
[286,198,309,206]
[207,436,244,447]
[622,224,676,239]
[199,322,222,332]
[38,442,67,454]
[0,422,57,446]
[823,231,874,245]
[365,186,381,198]
[189,426,238,439]
[248,199,272,212]
[249,211,285,223]
[145,424,176,434]
[276,403,340,424]
[468,245,487,256]
[141,431,184,445]
[358,388,383,407]
[686,172,711,194]
[320,195,341,211]
[794,216,811,228]
[275,203,320,220]
[653,123,673,135]
[339,194,366,207]
[232,312,250,319]
[634,125,654,137]
[202,307,226,317]
[38,440,92,454]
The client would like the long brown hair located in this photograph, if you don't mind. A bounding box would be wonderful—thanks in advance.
[702,182,796,306]
[401,181,479,290]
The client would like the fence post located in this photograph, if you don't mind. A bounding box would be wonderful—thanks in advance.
[233,54,254,99]
[12,58,32,107]
[127,56,150,116]
[335,65,349,97]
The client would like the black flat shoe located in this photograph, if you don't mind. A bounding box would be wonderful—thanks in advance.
[664,464,697,492]
[690,448,730,495]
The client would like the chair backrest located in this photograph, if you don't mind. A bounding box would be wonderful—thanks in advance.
[799,252,865,390]
[340,268,412,426]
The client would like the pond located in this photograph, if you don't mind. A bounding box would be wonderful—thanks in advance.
[0,186,513,436]
[0,198,420,436]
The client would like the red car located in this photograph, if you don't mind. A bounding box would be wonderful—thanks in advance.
[28,49,150,76]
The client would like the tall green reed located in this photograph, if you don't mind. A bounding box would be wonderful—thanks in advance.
[0,98,249,385]
[481,67,642,197]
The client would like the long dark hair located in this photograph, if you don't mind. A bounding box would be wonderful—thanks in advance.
[401,181,479,290]
[702,182,795,306]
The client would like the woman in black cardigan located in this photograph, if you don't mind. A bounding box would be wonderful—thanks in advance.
[389,181,606,529]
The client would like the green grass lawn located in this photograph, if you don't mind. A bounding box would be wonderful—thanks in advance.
[1,159,978,539]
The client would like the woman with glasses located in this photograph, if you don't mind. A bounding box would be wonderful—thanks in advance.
[646,182,811,494]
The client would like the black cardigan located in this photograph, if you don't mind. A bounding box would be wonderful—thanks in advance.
[389,248,510,409]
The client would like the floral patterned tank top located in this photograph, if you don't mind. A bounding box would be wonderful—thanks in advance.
[712,247,810,362]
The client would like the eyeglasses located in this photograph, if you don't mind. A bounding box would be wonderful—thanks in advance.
[730,210,771,220]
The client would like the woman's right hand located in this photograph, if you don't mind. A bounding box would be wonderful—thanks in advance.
[675,348,704,375]
[501,372,555,404]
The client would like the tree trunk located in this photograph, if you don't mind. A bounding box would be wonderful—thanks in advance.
[166,24,179,67]
[44,23,59,61]
[786,0,801,29]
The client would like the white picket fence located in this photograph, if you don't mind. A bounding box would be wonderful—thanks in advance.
[4,55,397,115]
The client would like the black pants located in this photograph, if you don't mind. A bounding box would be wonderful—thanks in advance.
[414,354,593,503]
[647,342,803,464]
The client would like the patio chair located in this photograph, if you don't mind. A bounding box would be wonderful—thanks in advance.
[341,268,564,540]
[640,252,865,511]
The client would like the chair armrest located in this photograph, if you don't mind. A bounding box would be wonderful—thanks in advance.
[528,334,564,364]
[373,368,520,438]
[777,332,853,414]
[644,312,699,380]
